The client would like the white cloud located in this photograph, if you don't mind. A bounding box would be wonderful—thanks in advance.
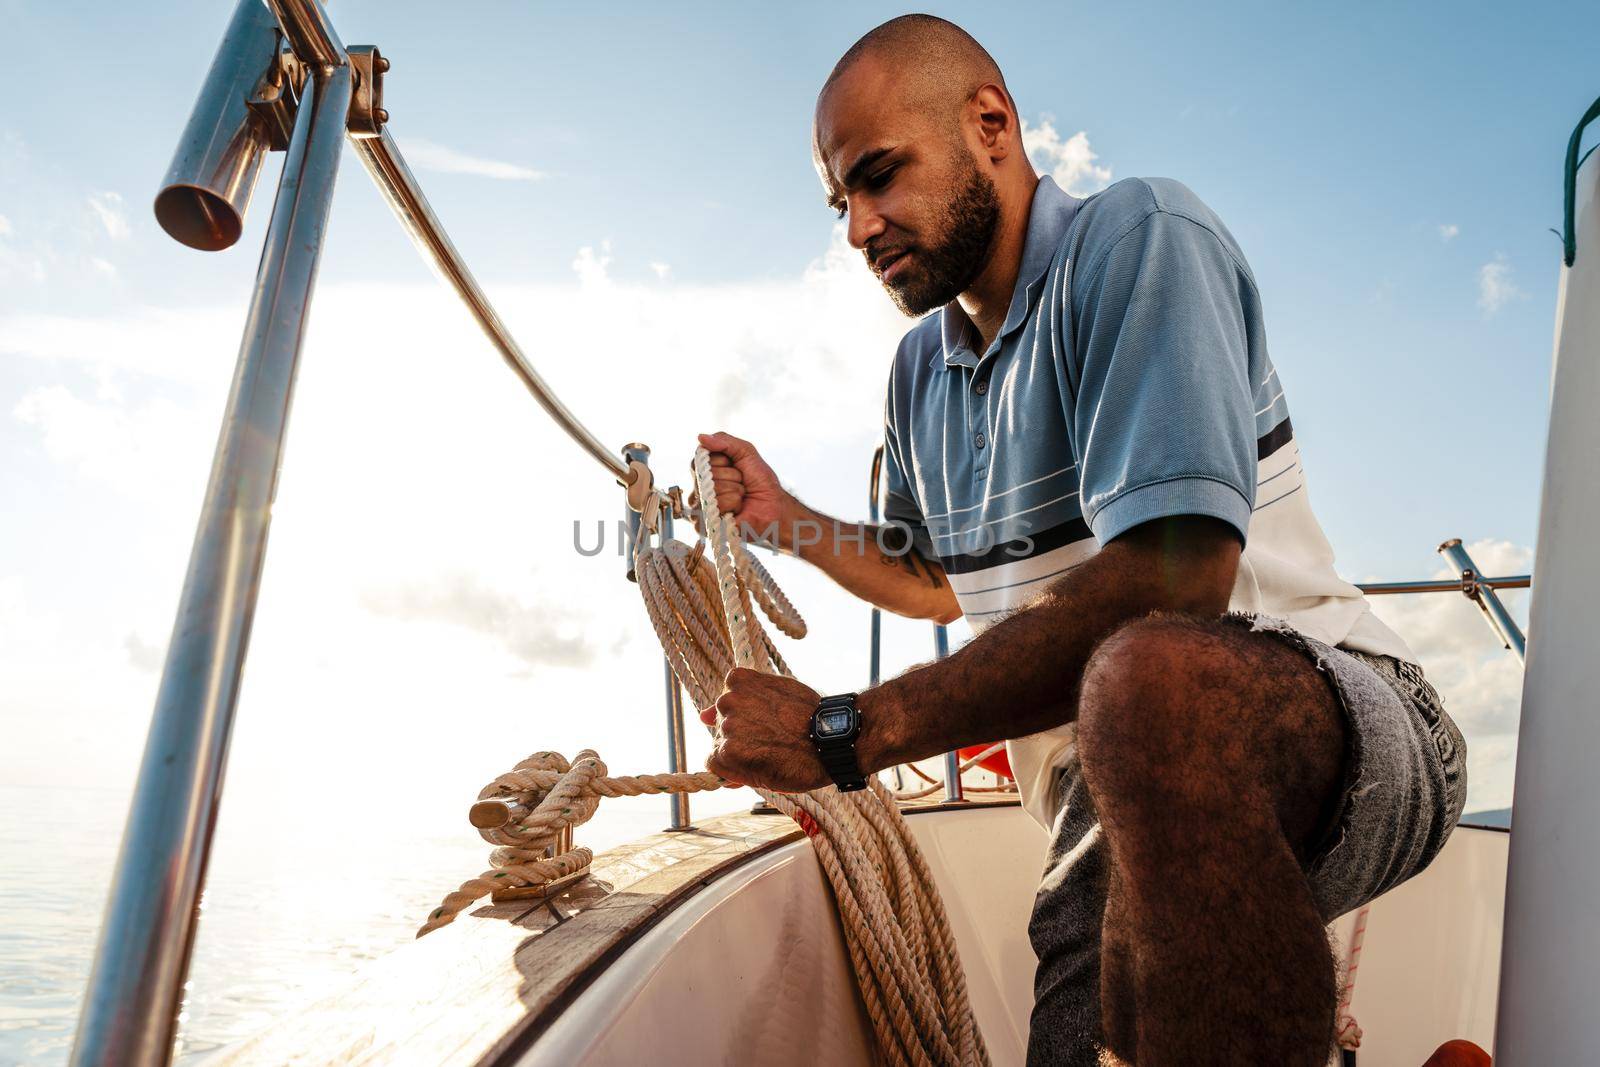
[1438,223,1459,241]
[1478,254,1522,314]
[0,241,46,283]
[1022,117,1113,196]
[13,384,208,497]
[87,191,130,240]
[0,225,921,803]
[572,241,613,286]
[404,138,546,181]
[361,574,607,669]
[650,261,672,280]
[0,214,12,237]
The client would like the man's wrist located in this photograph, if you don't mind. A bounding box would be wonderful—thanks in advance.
[779,497,820,558]
[853,683,909,774]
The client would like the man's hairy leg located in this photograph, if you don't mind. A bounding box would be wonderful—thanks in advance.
[1078,614,1345,1066]
[1097,864,1138,1062]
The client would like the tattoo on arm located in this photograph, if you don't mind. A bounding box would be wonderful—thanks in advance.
[880,545,944,588]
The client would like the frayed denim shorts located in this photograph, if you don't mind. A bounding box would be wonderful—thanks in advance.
[1232,612,1468,918]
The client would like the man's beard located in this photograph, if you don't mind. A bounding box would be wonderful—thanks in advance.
[877,162,1001,317]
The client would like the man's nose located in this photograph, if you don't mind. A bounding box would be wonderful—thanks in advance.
[846,203,886,250]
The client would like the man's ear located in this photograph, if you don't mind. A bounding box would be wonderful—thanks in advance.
[970,83,1018,163]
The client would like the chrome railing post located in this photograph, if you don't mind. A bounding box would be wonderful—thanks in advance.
[1438,538,1529,661]
[867,445,904,790]
[622,443,649,583]
[933,624,963,802]
[622,444,691,830]
[71,61,353,1067]
[660,509,692,831]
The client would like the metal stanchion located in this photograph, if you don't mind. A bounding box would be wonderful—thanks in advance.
[867,445,904,790]
[661,510,693,831]
[934,624,963,802]
[71,60,353,1067]
[623,445,692,829]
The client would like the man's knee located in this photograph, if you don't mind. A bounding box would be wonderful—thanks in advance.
[1076,613,1232,782]
[1076,612,1345,851]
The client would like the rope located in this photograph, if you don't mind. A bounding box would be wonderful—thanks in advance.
[634,448,990,1067]
[423,447,990,1066]
[1334,903,1371,1051]
[417,750,726,937]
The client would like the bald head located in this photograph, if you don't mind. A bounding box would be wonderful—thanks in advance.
[812,16,1036,320]
[820,14,1006,125]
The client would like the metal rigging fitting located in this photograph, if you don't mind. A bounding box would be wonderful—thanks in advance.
[345,46,389,139]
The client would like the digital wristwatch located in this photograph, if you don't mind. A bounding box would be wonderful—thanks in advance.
[811,692,868,792]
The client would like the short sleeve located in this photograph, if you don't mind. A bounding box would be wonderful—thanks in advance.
[1071,209,1259,546]
[881,402,936,561]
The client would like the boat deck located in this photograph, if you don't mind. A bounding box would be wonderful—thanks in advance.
[210,794,1019,1065]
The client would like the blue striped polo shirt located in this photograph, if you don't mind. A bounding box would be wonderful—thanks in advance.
[880,175,1412,825]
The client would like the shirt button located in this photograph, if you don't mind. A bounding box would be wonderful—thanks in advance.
[974,431,987,449]
[975,380,988,396]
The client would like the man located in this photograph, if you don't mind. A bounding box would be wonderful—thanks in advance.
[697,14,1466,1066]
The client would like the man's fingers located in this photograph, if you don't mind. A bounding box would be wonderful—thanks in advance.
[698,431,758,463]
[705,750,742,787]
[698,704,717,726]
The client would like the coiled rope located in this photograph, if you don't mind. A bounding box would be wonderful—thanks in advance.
[422,447,990,1067]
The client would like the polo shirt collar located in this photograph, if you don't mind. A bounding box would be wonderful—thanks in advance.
[939,175,1082,368]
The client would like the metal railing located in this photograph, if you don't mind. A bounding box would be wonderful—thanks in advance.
[72,26,352,1063]
[74,1,670,1062]
[1359,539,1529,660]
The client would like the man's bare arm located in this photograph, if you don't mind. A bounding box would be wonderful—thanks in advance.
[694,431,960,623]
[856,516,1240,770]
[702,514,1240,792]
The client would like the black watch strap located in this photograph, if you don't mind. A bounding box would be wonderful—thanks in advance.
[813,693,868,793]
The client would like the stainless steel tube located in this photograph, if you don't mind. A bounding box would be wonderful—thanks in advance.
[868,445,903,790]
[264,0,628,484]
[353,130,628,482]
[661,514,693,830]
[1358,575,1530,596]
[622,444,649,582]
[263,0,346,68]
[933,625,963,802]
[1439,539,1528,660]
[868,445,884,690]
[626,452,691,830]
[153,0,283,251]
[70,65,352,1067]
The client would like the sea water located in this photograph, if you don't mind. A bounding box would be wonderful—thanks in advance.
[0,782,743,1065]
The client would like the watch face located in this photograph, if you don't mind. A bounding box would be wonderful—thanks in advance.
[816,708,854,738]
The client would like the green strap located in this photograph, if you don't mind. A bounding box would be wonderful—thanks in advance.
[1563,94,1600,267]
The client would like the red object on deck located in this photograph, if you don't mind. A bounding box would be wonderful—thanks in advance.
[1422,1039,1491,1067]
[957,743,1013,779]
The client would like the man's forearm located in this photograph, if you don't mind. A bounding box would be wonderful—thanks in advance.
[765,498,961,623]
[855,517,1240,771]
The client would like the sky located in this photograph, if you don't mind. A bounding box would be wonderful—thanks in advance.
[3,0,1595,875]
